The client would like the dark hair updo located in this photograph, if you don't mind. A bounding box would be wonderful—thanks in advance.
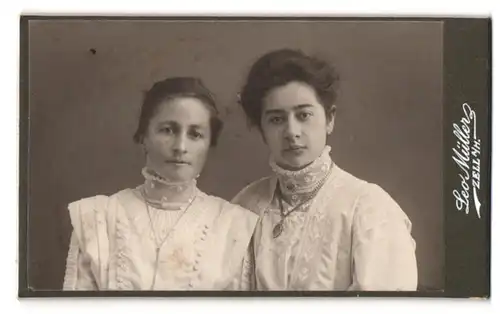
[239,48,340,128]
[133,77,223,147]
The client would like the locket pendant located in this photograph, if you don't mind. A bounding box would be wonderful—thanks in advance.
[272,221,284,238]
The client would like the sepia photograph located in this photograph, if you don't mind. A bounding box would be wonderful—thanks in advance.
[18,16,490,297]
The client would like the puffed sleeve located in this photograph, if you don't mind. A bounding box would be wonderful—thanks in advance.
[348,184,418,291]
[62,195,110,290]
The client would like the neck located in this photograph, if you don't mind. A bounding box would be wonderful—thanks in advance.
[275,160,314,172]
[141,167,197,209]
[270,146,333,204]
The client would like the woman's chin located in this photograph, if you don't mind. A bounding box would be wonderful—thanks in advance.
[277,158,313,171]
[155,171,192,184]
[154,165,195,182]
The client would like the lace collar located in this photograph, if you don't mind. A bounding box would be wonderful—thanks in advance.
[141,167,198,210]
[270,146,333,202]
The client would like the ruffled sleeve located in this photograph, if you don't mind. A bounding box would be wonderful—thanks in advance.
[63,231,98,290]
[62,195,111,290]
[348,184,418,291]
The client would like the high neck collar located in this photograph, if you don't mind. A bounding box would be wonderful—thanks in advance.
[270,146,334,200]
[140,167,198,210]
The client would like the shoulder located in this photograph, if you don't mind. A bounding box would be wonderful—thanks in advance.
[330,166,411,230]
[68,195,109,214]
[68,188,133,214]
[234,176,273,199]
[353,182,412,232]
[355,183,404,215]
[231,176,274,213]
[199,192,259,226]
[316,166,369,214]
[197,192,259,242]
[332,166,369,193]
[67,188,134,237]
[329,165,400,210]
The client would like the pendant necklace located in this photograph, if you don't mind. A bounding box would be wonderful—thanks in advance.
[141,186,197,290]
[272,161,333,239]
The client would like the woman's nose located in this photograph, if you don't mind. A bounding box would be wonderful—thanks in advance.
[284,118,301,140]
[172,135,188,155]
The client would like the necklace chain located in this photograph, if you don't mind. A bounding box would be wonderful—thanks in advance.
[141,186,197,289]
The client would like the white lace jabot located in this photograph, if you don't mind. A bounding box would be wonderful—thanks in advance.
[269,145,334,201]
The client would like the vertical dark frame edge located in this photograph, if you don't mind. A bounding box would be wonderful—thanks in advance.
[19,15,30,297]
[443,18,491,298]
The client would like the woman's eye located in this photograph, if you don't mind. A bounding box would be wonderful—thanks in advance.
[297,112,313,121]
[190,131,204,140]
[269,116,284,124]
[160,127,173,134]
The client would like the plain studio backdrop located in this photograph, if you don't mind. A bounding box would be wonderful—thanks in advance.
[26,20,443,291]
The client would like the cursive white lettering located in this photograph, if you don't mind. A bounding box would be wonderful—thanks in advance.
[453,189,469,214]
[453,123,470,146]
[463,102,475,121]
[452,102,482,219]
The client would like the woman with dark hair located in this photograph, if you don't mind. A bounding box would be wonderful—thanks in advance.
[233,49,418,291]
[63,77,258,291]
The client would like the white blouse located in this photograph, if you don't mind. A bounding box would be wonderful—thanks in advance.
[233,164,418,291]
[63,187,259,291]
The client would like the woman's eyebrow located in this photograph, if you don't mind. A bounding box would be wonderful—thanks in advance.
[263,109,285,115]
[156,119,208,129]
[189,124,206,130]
[264,104,314,115]
[156,120,175,126]
[294,104,314,110]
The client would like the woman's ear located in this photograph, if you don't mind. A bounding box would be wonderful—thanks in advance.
[326,105,336,135]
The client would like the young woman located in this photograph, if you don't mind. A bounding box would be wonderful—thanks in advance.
[233,49,418,291]
[63,77,258,291]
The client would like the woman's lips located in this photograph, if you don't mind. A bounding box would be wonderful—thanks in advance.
[283,146,307,154]
[165,160,190,165]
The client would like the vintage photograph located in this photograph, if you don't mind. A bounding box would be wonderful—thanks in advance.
[18,17,489,296]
